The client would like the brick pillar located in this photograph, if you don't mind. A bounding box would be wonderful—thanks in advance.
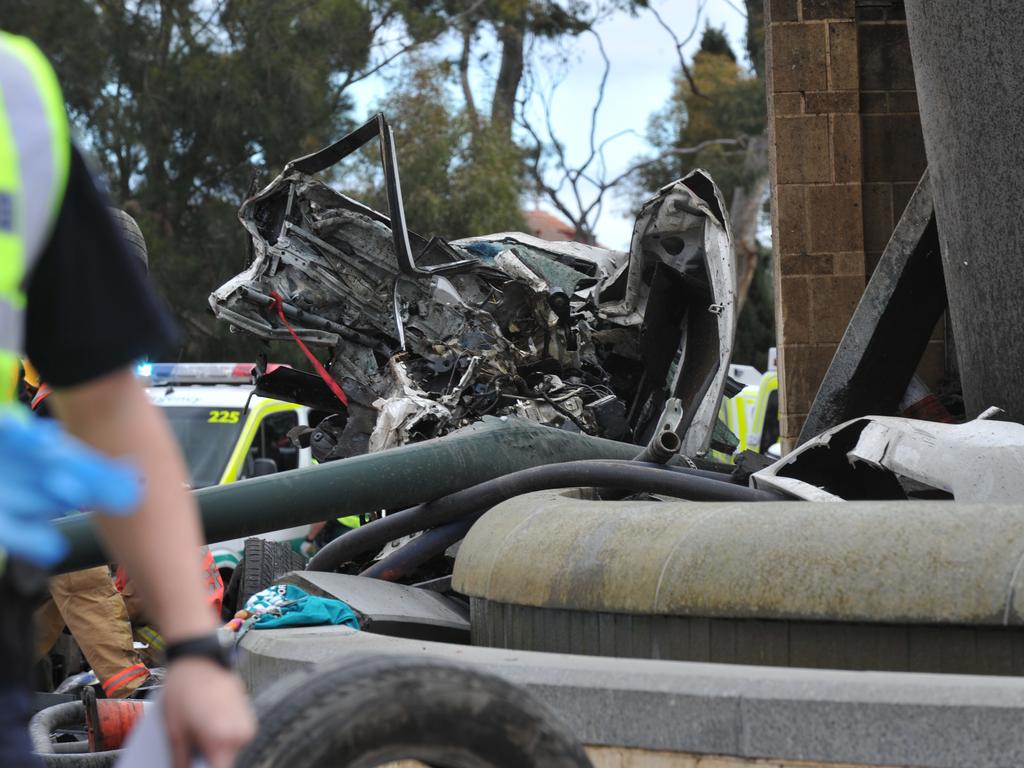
[857,2,935,381]
[766,0,866,450]
[767,0,933,449]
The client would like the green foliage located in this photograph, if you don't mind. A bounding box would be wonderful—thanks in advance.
[638,33,765,206]
[4,0,377,360]
[399,0,594,36]
[351,55,525,240]
[699,25,735,62]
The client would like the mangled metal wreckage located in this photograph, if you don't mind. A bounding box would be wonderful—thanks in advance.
[210,114,738,460]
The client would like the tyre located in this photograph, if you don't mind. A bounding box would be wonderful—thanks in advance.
[238,654,592,768]
[221,564,243,621]
[107,208,148,270]
[237,538,306,613]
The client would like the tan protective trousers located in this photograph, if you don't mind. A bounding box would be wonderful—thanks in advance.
[35,567,147,698]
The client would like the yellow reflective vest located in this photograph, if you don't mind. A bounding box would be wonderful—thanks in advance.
[0,32,70,403]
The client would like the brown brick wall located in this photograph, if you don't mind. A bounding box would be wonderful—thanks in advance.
[766,0,932,449]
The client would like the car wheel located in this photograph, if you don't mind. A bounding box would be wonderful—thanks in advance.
[239,654,592,768]
[237,538,305,613]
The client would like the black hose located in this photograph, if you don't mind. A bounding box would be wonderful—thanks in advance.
[360,519,470,581]
[309,459,782,572]
[29,702,81,754]
[28,701,121,766]
[622,460,743,484]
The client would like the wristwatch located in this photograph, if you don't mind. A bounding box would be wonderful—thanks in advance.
[165,632,233,670]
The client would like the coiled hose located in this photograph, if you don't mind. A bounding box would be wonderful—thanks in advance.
[28,701,121,767]
[309,459,783,573]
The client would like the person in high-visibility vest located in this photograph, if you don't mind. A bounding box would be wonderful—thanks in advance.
[27,212,223,697]
[0,32,252,766]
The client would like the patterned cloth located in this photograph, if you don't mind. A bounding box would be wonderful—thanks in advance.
[243,584,359,630]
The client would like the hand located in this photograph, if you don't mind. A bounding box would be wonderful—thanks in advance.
[300,538,318,558]
[162,658,256,768]
[0,412,141,566]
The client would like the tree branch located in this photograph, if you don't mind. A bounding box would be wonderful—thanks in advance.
[602,138,743,192]
[459,21,479,131]
[650,0,711,101]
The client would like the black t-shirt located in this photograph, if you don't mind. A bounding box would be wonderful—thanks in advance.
[23,146,177,388]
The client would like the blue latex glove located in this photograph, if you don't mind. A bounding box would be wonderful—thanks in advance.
[0,412,142,567]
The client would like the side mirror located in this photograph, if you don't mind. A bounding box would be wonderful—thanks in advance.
[252,458,278,477]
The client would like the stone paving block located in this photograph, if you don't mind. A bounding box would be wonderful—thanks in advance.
[833,251,865,277]
[804,90,857,114]
[806,184,864,252]
[780,253,834,276]
[859,92,888,114]
[861,183,894,252]
[772,24,828,92]
[861,114,927,183]
[781,343,836,412]
[776,116,831,183]
[809,274,865,343]
[779,276,811,343]
[827,22,859,90]
[802,0,854,20]
[887,90,919,113]
[831,113,862,182]
[770,0,800,22]
[859,22,915,91]
[775,185,809,254]
[774,92,804,115]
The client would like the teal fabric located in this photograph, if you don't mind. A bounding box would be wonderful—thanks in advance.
[244,584,359,630]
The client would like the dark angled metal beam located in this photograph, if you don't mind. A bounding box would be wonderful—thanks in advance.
[798,170,946,445]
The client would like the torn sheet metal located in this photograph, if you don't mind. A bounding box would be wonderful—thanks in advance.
[368,360,452,453]
[752,412,1024,502]
[209,113,737,458]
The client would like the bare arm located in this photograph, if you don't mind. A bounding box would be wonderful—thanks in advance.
[50,367,213,642]
[50,366,254,768]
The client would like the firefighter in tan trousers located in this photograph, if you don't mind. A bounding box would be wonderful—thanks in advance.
[24,360,147,697]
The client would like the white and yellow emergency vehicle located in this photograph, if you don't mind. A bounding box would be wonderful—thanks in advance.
[142,363,324,579]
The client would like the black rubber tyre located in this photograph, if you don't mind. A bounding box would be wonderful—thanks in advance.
[107,208,148,270]
[238,654,593,768]
[238,538,305,612]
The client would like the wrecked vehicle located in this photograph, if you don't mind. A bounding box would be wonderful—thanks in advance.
[752,408,1024,502]
[209,113,737,461]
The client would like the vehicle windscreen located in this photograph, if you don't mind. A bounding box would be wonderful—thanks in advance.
[161,406,244,488]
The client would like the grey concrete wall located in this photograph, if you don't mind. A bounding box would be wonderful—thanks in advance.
[239,625,1024,768]
[469,597,1024,675]
[904,0,1024,420]
[453,492,1024,625]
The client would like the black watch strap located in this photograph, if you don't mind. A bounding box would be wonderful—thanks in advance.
[165,632,233,670]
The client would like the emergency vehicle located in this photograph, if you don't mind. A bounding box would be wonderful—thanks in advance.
[142,363,324,580]
[713,351,782,463]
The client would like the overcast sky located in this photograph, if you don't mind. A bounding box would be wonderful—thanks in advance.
[349,0,749,251]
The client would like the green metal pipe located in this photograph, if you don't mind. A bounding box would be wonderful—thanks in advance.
[52,417,660,574]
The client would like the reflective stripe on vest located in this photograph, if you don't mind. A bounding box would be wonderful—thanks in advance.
[0,33,70,401]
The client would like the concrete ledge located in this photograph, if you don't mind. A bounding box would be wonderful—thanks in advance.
[239,625,1024,768]
[453,491,1024,625]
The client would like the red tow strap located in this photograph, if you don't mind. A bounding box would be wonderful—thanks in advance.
[268,291,349,408]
